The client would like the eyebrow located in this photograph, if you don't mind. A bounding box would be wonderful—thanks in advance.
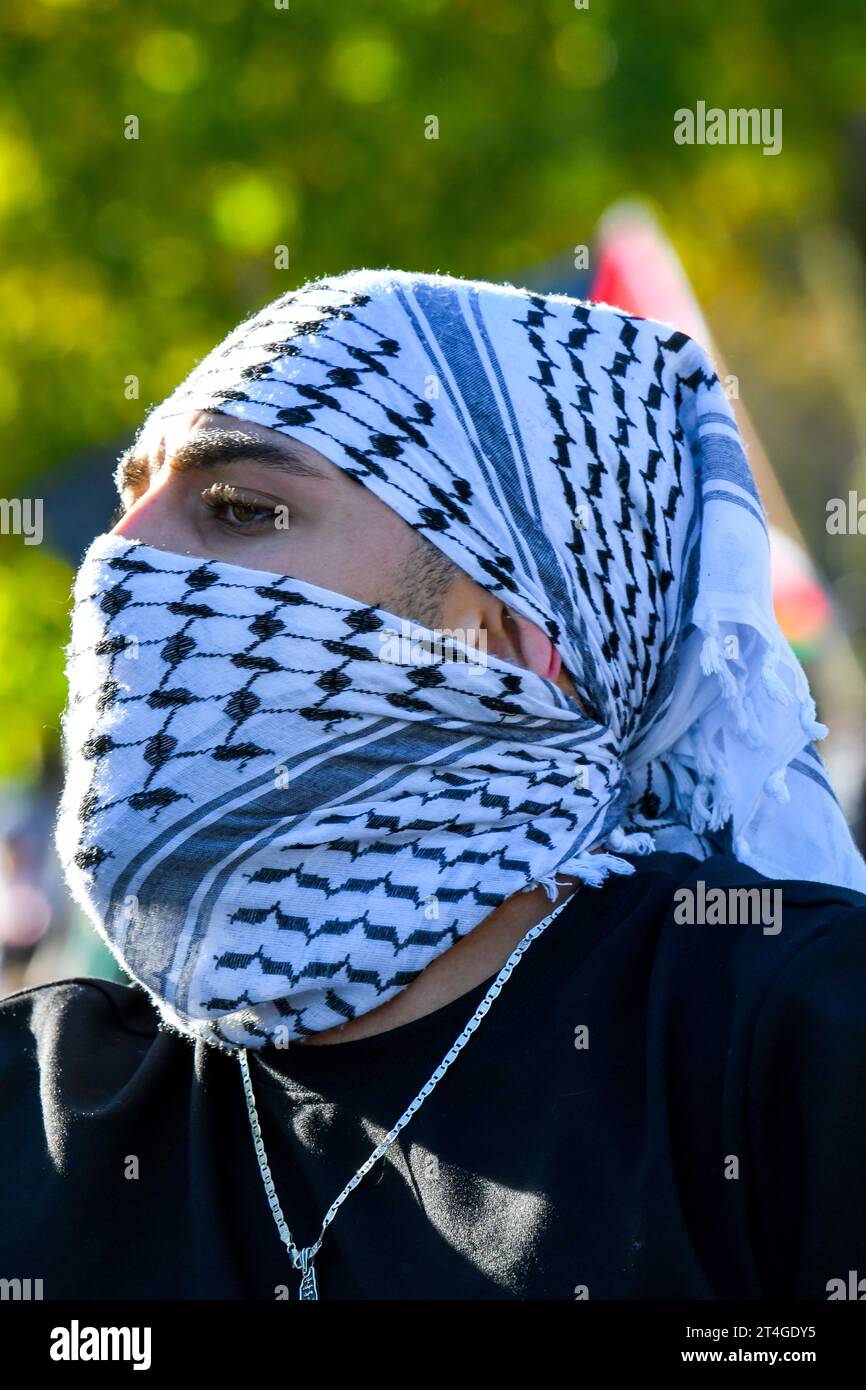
[113,428,332,498]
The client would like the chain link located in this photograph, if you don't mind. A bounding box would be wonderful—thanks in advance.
[238,890,575,1278]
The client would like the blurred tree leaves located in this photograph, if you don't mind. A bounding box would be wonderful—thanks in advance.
[0,546,71,778]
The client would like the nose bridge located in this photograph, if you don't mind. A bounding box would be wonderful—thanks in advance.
[112,408,217,542]
[111,455,180,543]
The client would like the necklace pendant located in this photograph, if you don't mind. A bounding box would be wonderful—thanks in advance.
[297,1251,319,1300]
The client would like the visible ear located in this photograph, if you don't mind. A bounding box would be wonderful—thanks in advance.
[503,608,561,683]
[502,607,584,708]
[432,569,585,707]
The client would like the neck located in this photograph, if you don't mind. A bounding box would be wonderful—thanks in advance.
[299,875,580,1046]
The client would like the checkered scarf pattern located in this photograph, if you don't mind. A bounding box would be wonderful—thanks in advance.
[55,268,866,1051]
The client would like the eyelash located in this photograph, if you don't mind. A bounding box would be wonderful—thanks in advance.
[200,484,278,532]
[110,483,281,534]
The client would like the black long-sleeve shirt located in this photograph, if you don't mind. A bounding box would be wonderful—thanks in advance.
[2,849,865,1301]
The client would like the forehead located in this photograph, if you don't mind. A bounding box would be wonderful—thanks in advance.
[134,408,344,478]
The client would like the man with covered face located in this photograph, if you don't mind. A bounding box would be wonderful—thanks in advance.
[2,268,866,1301]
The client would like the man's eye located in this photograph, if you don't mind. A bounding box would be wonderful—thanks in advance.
[201,487,277,531]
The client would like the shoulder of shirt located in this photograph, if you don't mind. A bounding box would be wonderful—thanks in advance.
[0,975,160,1077]
[618,846,866,908]
[612,847,866,1005]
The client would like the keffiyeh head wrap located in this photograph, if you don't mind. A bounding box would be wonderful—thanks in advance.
[56,268,866,1051]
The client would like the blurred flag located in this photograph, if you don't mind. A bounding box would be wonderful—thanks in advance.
[590,200,833,656]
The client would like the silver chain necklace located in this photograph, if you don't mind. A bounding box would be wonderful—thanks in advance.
[237,890,574,1300]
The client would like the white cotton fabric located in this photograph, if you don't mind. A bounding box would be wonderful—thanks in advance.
[55,268,866,1051]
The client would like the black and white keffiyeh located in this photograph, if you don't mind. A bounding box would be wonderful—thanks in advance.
[56,268,866,1050]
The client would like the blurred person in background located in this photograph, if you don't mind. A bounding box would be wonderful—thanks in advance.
[0,750,123,994]
[0,830,53,993]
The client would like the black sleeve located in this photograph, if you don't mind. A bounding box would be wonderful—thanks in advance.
[746,904,866,1299]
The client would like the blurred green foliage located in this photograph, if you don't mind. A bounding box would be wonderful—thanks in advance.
[0,548,71,776]
[0,0,865,777]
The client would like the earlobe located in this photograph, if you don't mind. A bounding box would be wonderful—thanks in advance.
[502,605,587,709]
[443,587,577,696]
[501,605,562,683]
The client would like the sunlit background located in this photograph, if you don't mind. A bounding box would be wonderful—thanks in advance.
[1,0,865,991]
